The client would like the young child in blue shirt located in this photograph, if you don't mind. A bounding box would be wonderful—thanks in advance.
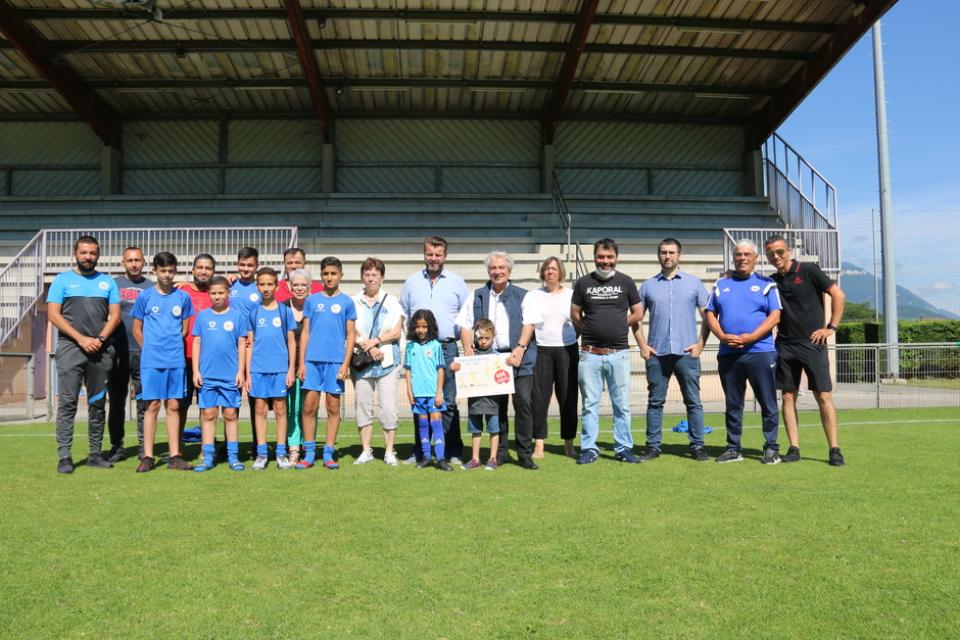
[296,257,357,470]
[246,267,297,470]
[132,251,194,472]
[404,309,453,472]
[191,275,247,472]
[450,318,503,470]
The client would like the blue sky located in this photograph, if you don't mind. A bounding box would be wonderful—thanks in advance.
[776,0,960,315]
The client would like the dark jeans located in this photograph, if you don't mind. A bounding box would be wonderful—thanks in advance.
[440,340,463,459]
[718,351,779,452]
[532,344,579,441]
[497,373,534,462]
[55,341,115,459]
[107,349,145,456]
[645,354,705,449]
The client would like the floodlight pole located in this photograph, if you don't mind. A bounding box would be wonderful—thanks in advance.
[873,21,898,377]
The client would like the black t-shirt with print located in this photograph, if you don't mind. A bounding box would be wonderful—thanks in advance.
[571,271,640,349]
[771,260,835,344]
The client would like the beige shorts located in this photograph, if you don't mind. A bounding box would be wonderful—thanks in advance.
[353,367,399,430]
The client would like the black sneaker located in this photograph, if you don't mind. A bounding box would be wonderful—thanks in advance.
[167,455,193,471]
[829,447,845,467]
[614,450,641,464]
[638,447,661,462]
[57,457,75,474]
[136,456,155,473]
[416,458,433,469]
[781,446,801,463]
[86,453,113,469]
[576,449,599,465]
[518,456,539,470]
[715,449,743,463]
[761,447,781,465]
[691,446,710,462]
[105,446,127,463]
[436,459,454,472]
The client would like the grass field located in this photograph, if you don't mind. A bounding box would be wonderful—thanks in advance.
[1,407,958,639]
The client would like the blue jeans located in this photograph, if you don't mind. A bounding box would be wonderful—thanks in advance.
[578,349,633,454]
[645,354,705,449]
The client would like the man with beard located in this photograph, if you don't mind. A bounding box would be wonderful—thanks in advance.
[105,246,152,462]
[274,247,322,303]
[176,254,216,438]
[47,236,121,473]
[400,236,469,464]
[571,238,644,465]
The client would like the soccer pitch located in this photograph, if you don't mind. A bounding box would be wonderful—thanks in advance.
[1,407,957,639]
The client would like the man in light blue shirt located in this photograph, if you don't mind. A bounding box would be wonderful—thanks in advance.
[637,238,711,462]
[400,236,470,462]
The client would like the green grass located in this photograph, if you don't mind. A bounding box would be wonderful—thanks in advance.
[903,378,960,389]
[1,408,958,639]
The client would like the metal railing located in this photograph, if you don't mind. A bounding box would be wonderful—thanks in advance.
[0,231,44,345]
[0,226,299,348]
[722,227,840,279]
[763,132,838,230]
[0,352,36,421]
[552,170,573,262]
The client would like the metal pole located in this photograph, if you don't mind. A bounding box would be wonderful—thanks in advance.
[871,208,879,322]
[27,354,35,419]
[873,22,898,378]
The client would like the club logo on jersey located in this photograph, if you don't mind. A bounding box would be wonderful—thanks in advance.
[249,293,259,302]
[172,305,182,317]
[331,303,342,313]
[272,317,282,328]
[208,320,216,329]
[223,321,234,331]
[151,306,160,314]
[424,349,433,359]
[230,289,238,297]
[98,281,110,290]
[258,318,266,326]
[316,303,325,312]
[793,276,803,285]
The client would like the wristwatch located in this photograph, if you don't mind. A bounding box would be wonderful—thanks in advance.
[516,344,528,351]
[96,335,107,343]
[825,323,836,331]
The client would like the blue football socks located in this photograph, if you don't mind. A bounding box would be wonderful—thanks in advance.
[227,440,243,470]
[256,443,268,459]
[303,441,316,464]
[277,443,288,458]
[201,443,215,467]
[431,418,445,460]
[418,416,431,458]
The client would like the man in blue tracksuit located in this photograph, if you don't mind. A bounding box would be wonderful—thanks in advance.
[705,240,782,464]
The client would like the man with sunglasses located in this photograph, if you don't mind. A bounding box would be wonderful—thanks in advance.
[764,236,846,466]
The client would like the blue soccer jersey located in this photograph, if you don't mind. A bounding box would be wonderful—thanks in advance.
[405,339,445,397]
[229,279,261,317]
[247,303,296,373]
[46,270,120,343]
[192,307,248,384]
[132,287,194,368]
[707,272,781,356]
[303,291,356,363]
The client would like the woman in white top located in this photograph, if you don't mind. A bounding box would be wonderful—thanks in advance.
[530,256,579,458]
[351,257,405,465]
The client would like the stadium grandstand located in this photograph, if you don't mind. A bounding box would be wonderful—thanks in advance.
[0,0,897,418]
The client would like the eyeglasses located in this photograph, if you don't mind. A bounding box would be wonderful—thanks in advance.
[765,248,787,258]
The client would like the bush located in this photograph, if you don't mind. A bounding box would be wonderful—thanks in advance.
[836,320,960,382]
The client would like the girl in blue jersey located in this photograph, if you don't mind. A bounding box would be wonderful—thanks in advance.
[246,267,297,470]
[191,276,248,472]
[404,309,452,471]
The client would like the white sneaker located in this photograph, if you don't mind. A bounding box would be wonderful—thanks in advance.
[448,457,462,466]
[252,456,268,470]
[354,449,375,465]
[276,455,292,470]
[384,451,398,466]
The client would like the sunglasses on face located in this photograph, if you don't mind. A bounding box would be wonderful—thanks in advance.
[765,248,787,258]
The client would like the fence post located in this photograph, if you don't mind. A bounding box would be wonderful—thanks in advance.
[874,345,881,409]
[26,354,35,419]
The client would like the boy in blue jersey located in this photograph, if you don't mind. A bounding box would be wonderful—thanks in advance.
[246,267,297,470]
[230,246,261,456]
[704,240,782,464]
[191,276,248,472]
[132,252,195,472]
[296,257,357,470]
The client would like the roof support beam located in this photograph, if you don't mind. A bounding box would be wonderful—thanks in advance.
[0,0,117,144]
[543,0,600,143]
[16,8,839,34]
[16,39,814,62]
[281,0,332,140]
[748,0,899,144]
[0,78,777,96]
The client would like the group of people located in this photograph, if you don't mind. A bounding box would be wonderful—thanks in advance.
[47,232,846,474]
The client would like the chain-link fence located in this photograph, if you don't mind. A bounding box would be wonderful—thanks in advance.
[0,352,37,420]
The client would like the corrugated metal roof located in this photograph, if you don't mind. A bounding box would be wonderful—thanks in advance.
[0,0,889,127]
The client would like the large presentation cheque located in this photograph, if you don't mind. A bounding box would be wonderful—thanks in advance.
[454,354,515,398]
